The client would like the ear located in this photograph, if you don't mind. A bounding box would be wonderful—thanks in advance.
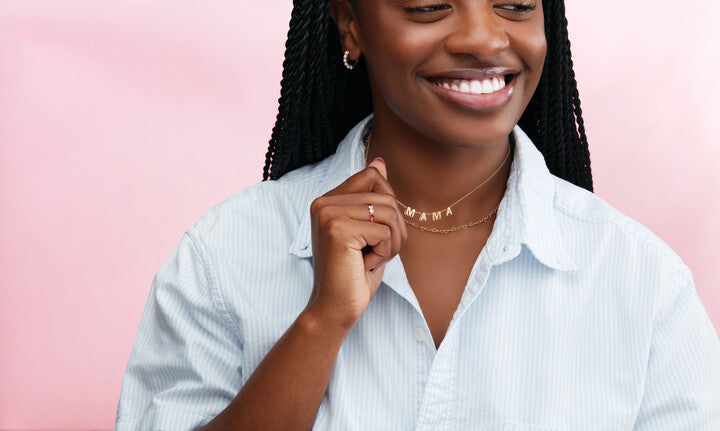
[329,0,363,61]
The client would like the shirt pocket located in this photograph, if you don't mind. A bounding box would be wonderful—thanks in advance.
[502,421,558,431]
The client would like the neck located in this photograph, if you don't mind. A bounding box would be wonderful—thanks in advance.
[364,117,512,227]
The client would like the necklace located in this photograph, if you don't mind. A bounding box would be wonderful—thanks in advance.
[404,206,499,233]
[363,131,509,233]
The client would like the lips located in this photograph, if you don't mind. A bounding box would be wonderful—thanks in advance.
[422,68,518,112]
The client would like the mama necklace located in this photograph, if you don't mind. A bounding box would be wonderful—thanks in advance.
[363,132,511,234]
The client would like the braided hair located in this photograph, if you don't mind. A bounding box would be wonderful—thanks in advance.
[262,0,593,192]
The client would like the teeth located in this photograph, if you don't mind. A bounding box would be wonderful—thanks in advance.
[482,80,493,93]
[434,76,507,94]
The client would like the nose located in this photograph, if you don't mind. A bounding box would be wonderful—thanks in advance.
[445,5,510,60]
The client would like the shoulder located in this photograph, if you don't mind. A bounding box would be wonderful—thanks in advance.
[550,174,691,281]
[179,154,334,254]
[166,157,338,325]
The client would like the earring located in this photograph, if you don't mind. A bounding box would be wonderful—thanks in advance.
[343,50,358,70]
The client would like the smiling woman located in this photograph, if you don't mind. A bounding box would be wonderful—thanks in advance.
[339,0,551,164]
[114,0,720,430]
[263,0,591,191]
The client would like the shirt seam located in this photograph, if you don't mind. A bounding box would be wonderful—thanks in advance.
[553,199,688,275]
[553,196,694,326]
[652,271,694,325]
[276,176,325,186]
[183,230,243,338]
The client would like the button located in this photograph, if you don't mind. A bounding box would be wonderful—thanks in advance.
[413,326,426,342]
[502,244,508,252]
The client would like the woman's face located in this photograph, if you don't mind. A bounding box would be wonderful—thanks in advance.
[346,0,546,148]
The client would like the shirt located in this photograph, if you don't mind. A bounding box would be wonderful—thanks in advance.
[114,114,720,430]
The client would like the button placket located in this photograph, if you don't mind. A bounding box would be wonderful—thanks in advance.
[415,325,459,431]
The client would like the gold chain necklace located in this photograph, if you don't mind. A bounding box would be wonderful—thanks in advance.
[404,206,499,233]
[363,132,505,234]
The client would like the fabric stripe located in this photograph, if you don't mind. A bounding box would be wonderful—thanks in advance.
[114,115,720,430]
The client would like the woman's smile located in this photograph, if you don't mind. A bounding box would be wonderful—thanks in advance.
[421,68,518,112]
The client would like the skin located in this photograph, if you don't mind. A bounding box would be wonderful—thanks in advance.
[333,0,546,347]
[202,1,546,429]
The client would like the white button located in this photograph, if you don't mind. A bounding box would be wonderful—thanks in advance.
[413,326,426,342]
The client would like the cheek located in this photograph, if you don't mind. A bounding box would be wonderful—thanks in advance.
[365,30,434,79]
[512,29,547,83]
[524,17,547,72]
[528,34,547,70]
[360,14,440,88]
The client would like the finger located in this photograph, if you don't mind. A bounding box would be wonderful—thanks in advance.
[316,192,406,241]
[368,158,387,181]
[342,219,393,271]
[316,192,396,211]
[317,203,403,257]
[332,160,395,198]
[360,160,408,242]
[343,204,402,256]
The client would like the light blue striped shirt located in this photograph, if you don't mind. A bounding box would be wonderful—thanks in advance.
[115,114,720,430]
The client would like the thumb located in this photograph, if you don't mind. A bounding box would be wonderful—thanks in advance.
[368,157,387,180]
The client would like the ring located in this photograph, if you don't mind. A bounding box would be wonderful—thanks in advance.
[368,203,375,222]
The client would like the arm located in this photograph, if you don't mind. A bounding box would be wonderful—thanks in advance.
[632,275,720,430]
[114,233,358,431]
[199,305,354,431]
[202,157,404,430]
[115,158,402,430]
[114,233,246,431]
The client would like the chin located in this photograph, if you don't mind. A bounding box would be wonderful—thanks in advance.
[431,117,518,149]
[415,102,523,150]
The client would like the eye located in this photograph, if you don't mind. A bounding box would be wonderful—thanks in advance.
[496,2,536,13]
[403,3,452,22]
[494,2,537,20]
[404,4,451,13]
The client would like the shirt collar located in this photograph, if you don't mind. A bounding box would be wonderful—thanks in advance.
[288,114,577,272]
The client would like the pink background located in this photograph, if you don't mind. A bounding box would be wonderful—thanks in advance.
[1,0,718,429]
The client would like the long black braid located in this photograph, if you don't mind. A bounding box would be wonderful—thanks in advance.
[262,0,593,193]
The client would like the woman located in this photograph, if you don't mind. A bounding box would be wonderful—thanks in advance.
[114,0,720,429]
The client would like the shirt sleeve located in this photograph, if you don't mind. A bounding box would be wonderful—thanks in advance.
[114,232,242,430]
[633,274,720,430]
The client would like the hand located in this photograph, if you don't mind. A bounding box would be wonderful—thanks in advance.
[305,157,408,330]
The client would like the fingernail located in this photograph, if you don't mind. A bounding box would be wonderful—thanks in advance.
[374,157,385,165]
